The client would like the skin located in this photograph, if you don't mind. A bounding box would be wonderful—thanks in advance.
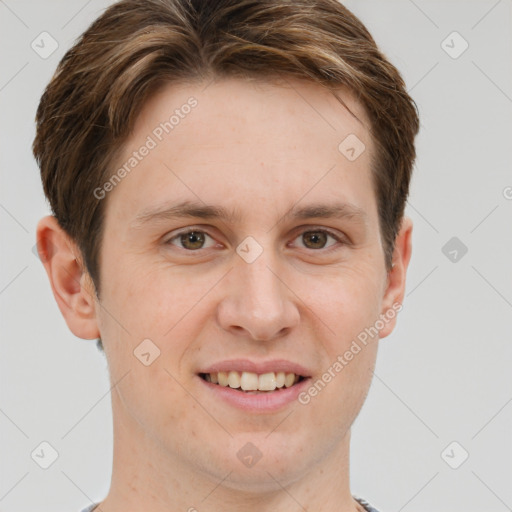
[37,77,412,512]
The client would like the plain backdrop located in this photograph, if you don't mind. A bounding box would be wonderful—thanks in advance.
[1,1,511,511]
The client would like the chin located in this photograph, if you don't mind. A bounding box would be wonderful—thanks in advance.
[201,432,313,491]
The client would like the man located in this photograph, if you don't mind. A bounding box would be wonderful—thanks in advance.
[33,1,419,510]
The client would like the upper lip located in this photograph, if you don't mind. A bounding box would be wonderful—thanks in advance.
[199,359,311,377]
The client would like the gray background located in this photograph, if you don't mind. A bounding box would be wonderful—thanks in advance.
[1,1,511,511]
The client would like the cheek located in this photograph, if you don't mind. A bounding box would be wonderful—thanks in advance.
[309,270,383,349]
[110,357,196,450]
[299,269,382,408]
[102,255,210,340]
[98,261,217,410]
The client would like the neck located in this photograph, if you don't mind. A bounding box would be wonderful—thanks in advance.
[97,390,363,512]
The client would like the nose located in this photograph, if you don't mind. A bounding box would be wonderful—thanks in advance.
[216,248,300,342]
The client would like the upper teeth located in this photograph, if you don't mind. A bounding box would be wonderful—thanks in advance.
[204,371,299,391]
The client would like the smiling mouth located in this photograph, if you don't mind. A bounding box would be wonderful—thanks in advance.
[199,371,307,393]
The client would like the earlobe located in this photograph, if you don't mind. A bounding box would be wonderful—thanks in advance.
[36,215,100,340]
[378,216,413,339]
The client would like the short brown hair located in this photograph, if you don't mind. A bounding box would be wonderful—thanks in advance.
[33,0,419,304]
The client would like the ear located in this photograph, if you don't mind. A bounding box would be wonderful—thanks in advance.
[378,216,413,339]
[36,215,100,340]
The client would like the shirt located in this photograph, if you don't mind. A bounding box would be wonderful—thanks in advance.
[80,496,381,511]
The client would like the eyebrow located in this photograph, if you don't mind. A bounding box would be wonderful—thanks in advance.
[131,199,368,229]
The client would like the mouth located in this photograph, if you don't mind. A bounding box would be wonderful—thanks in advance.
[197,360,312,412]
[198,371,307,394]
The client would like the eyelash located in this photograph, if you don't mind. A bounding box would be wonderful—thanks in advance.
[165,227,347,253]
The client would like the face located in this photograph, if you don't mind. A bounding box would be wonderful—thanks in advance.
[85,77,405,490]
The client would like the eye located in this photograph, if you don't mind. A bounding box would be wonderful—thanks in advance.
[291,228,344,251]
[165,227,346,253]
[166,229,218,251]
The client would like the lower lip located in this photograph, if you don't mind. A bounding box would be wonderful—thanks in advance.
[197,376,311,413]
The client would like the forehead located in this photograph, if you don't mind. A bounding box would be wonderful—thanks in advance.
[132,76,372,146]
[105,76,378,229]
